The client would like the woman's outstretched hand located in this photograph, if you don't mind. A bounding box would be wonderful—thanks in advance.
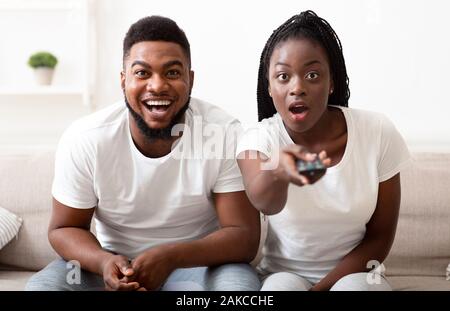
[276,145,331,187]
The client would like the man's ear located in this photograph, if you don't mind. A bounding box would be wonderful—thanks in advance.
[189,70,195,93]
[120,71,125,91]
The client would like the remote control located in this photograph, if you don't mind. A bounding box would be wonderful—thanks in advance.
[296,158,326,178]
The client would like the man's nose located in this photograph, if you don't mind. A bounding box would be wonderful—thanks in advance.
[146,74,168,93]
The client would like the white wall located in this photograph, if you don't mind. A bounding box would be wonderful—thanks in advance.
[94,0,450,151]
[2,0,450,152]
[0,0,91,152]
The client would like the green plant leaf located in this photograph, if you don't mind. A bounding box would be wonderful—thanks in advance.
[27,51,58,68]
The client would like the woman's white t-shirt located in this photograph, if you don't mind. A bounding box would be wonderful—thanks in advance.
[236,106,411,283]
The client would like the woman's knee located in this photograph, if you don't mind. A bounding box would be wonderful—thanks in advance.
[261,272,312,291]
[330,272,392,291]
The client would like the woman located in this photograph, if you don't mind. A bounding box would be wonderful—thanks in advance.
[236,10,410,291]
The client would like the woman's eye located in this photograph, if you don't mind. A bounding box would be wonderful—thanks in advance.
[306,72,319,80]
[277,73,289,81]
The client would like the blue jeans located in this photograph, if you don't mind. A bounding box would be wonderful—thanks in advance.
[25,258,261,291]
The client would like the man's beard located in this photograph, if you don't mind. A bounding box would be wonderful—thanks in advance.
[125,96,190,141]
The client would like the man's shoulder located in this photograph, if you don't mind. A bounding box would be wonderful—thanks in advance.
[189,97,239,127]
[65,101,127,137]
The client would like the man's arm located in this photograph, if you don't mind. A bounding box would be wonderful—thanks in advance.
[49,198,140,290]
[310,173,401,291]
[130,190,261,290]
[174,190,261,265]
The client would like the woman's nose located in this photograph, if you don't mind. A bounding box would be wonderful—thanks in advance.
[289,77,306,96]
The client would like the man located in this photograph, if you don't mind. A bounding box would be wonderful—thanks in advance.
[26,16,260,291]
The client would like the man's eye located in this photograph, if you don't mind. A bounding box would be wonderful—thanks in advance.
[277,73,289,81]
[135,70,148,77]
[306,72,319,80]
[167,70,181,78]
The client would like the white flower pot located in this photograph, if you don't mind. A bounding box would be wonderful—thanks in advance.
[33,67,55,85]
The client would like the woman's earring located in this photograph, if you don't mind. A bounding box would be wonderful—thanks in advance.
[329,88,334,95]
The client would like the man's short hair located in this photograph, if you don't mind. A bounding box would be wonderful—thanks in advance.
[123,15,191,67]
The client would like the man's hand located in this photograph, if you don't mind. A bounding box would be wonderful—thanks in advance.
[129,245,177,291]
[101,254,142,291]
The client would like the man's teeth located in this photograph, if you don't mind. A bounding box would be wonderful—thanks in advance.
[145,100,171,106]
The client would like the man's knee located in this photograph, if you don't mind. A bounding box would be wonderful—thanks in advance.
[25,259,74,291]
[25,258,103,291]
[206,263,261,291]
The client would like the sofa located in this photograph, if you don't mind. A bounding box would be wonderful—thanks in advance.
[0,151,449,291]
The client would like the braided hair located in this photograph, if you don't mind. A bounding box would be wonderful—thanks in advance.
[257,10,350,121]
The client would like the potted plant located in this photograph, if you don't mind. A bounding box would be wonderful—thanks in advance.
[27,51,58,85]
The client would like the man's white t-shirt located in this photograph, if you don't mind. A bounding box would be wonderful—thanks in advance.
[236,106,411,283]
[52,97,244,259]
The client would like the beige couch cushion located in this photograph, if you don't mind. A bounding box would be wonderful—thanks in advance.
[0,152,57,270]
[388,276,450,291]
[0,270,35,291]
[385,153,450,277]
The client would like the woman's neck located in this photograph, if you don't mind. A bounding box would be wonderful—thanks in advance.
[286,106,346,154]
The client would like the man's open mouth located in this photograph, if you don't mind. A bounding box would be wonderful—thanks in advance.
[143,100,172,112]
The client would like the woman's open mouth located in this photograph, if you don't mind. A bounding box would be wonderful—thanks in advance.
[289,104,309,121]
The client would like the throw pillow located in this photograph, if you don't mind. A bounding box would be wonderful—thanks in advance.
[0,206,23,250]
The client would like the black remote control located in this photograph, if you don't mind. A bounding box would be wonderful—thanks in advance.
[296,158,326,178]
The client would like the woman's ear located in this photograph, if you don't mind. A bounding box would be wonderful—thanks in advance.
[268,87,272,97]
[329,80,334,95]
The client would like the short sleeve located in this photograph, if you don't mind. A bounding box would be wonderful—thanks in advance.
[236,122,277,160]
[212,122,246,193]
[377,115,411,182]
[51,126,98,208]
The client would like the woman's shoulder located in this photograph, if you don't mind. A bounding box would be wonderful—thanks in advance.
[241,113,281,133]
[337,106,395,130]
[338,105,385,119]
[338,106,405,158]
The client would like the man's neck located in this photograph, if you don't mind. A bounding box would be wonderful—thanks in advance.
[129,119,183,158]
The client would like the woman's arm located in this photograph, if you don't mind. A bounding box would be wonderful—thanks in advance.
[237,146,329,215]
[310,173,401,291]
